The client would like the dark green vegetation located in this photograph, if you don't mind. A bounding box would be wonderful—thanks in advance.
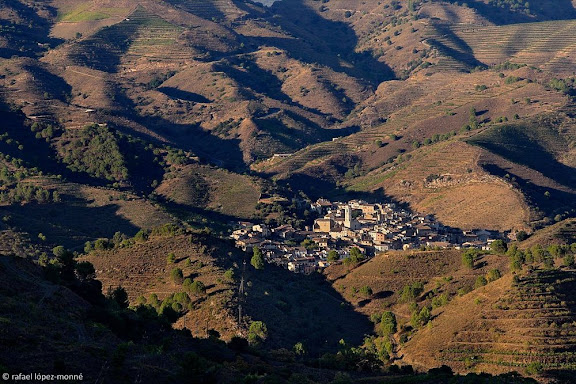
[62,124,128,182]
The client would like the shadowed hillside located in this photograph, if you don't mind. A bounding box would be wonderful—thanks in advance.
[84,230,372,355]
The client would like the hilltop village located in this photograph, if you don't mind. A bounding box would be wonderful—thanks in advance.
[231,199,507,274]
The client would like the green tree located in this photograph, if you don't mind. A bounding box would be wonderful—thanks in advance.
[248,321,268,345]
[75,261,95,281]
[301,239,317,250]
[462,249,475,269]
[94,238,112,251]
[548,244,564,258]
[411,306,430,328]
[251,246,264,270]
[380,311,397,336]
[327,250,339,262]
[184,279,206,296]
[108,286,129,308]
[399,281,424,302]
[431,293,449,308]
[531,245,546,262]
[293,342,306,356]
[490,240,507,254]
[53,245,75,280]
[344,247,365,265]
[224,268,235,282]
[511,258,523,271]
[419,306,431,325]
[173,292,191,307]
[563,254,575,267]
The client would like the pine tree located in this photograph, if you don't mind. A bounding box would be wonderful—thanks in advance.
[251,246,264,270]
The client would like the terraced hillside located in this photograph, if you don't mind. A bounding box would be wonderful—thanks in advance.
[451,20,576,75]
[325,248,510,320]
[166,0,244,20]
[4,0,576,224]
[405,269,576,380]
[520,219,576,248]
[67,6,187,72]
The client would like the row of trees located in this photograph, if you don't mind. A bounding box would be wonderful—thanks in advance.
[0,183,59,204]
[84,224,187,254]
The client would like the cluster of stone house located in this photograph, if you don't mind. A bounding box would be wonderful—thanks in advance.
[230,199,505,274]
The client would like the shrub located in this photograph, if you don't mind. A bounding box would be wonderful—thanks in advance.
[134,229,149,242]
[458,286,472,296]
[486,269,501,282]
[474,276,488,289]
[525,362,543,375]
[166,253,176,264]
[505,76,520,84]
[359,285,373,298]
[171,268,184,284]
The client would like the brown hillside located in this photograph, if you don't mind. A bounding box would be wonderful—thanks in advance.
[84,234,240,340]
[520,219,576,249]
[156,163,261,219]
[403,268,576,378]
[348,141,530,231]
[84,232,373,352]
[325,249,510,320]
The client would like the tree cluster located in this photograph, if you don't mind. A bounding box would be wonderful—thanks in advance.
[62,124,128,182]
